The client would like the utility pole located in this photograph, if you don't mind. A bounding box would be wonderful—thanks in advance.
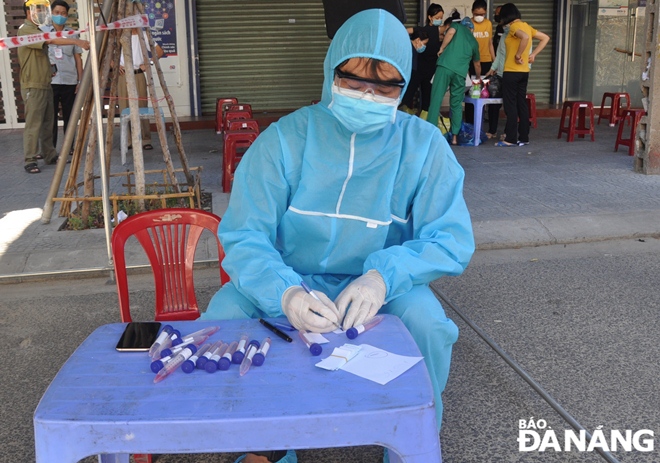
[636,0,660,174]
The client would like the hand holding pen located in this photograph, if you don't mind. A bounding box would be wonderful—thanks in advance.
[281,281,341,333]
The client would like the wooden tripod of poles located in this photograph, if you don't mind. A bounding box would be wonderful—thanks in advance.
[50,0,194,225]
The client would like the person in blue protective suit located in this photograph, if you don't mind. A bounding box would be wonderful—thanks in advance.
[202,8,474,463]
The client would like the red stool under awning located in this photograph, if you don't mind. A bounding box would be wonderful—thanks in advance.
[558,101,595,142]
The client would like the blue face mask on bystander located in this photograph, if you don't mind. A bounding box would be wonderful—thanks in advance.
[416,44,427,53]
[52,14,67,25]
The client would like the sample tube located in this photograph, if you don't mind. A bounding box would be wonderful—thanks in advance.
[182,343,211,373]
[205,343,229,373]
[160,335,209,358]
[196,341,221,370]
[346,315,385,340]
[151,328,181,360]
[154,344,198,383]
[252,337,272,366]
[298,330,322,356]
[219,341,238,371]
[172,326,219,346]
[239,342,259,377]
[232,334,249,364]
[149,325,174,359]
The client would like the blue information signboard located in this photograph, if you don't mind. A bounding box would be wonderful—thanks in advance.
[144,1,177,56]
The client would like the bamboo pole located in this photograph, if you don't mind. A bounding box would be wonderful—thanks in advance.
[135,30,180,192]
[119,9,146,209]
[103,29,121,174]
[134,1,194,186]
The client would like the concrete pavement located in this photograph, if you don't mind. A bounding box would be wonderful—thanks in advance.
[0,115,659,282]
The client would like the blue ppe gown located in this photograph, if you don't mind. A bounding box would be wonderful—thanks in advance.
[203,8,475,431]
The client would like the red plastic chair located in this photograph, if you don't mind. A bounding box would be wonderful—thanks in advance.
[227,119,260,133]
[215,97,238,134]
[112,208,230,323]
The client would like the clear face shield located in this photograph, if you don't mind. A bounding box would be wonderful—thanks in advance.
[27,0,51,27]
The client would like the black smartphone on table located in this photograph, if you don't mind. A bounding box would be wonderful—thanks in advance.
[115,322,162,352]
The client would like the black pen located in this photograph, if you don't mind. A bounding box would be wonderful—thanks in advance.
[259,318,293,343]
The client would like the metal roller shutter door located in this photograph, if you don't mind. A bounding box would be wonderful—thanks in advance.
[511,0,556,104]
[196,0,419,114]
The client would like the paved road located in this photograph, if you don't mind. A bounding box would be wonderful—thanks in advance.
[3,237,659,463]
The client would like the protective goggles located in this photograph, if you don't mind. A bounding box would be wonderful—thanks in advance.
[334,68,405,99]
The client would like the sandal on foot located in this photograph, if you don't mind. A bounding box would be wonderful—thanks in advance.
[35,154,44,160]
[143,144,153,150]
[485,132,497,139]
[494,141,517,147]
[24,163,41,174]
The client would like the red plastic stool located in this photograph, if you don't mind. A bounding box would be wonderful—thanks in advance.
[598,92,630,127]
[215,98,238,134]
[224,110,253,132]
[526,93,537,128]
[557,101,595,142]
[227,104,252,115]
[228,119,260,133]
[614,109,645,156]
[223,130,258,192]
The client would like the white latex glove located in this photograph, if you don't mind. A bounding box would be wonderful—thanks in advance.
[335,270,387,330]
[281,286,341,333]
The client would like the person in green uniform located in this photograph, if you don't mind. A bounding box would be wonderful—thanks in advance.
[18,0,88,174]
[425,11,480,145]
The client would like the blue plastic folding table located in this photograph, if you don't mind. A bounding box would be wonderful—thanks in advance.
[463,96,504,146]
[34,315,441,462]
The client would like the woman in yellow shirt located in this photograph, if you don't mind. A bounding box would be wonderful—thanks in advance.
[495,3,549,147]
[465,0,496,126]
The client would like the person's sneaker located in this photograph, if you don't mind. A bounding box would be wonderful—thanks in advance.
[517,141,529,146]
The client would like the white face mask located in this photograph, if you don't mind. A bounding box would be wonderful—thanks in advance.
[474,15,485,23]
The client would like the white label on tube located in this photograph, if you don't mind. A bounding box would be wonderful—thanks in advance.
[210,353,222,362]
[222,352,232,361]
[202,351,214,360]
[237,339,247,353]
[246,345,257,360]
[356,325,366,335]
[258,343,271,357]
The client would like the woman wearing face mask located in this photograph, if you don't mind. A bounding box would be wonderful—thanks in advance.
[48,0,84,152]
[404,3,443,116]
[202,10,474,463]
[465,0,496,126]
[495,3,549,147]
[400,29,429,114]
[426,11,481,145]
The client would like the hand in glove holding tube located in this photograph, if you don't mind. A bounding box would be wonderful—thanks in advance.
[281,286,341,333]
[335,270,387,330]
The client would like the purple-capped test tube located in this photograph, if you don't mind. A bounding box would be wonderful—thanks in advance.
[182,343,211,373]
[205,343,229,373]
[172,326,219,346]
[298,330,322,356]
[346,315,385,339]
[232,334,249,364]
[219,341,237,370]
[252,337,271,366]
[149,325,174,359]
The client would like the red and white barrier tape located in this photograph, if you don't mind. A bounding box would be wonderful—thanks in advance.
[0,14,148,50]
